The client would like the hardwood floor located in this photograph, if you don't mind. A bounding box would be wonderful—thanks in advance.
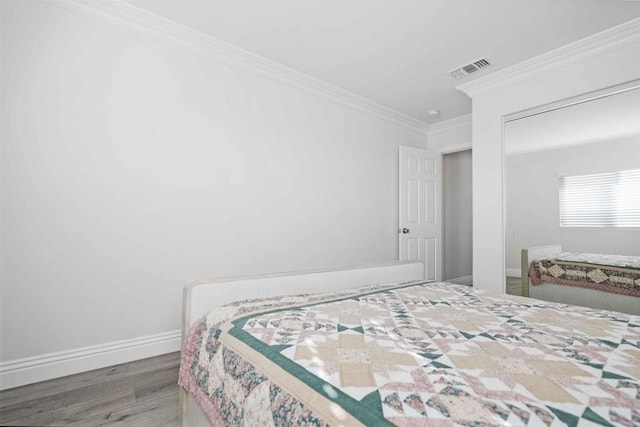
[0,352,180,426]
[506,276,522,296]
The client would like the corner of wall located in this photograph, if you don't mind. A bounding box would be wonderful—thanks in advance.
[427,114,472,152]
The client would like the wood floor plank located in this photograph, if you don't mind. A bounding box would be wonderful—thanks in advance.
[1,374,143,421]
[67,392,179,427]
[3,390,136,426]
[132,366,179,404]
[0,352,181,426]
[506,276,522,296]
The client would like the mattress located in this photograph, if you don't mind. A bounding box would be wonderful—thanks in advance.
[179,280,640,426]
[528,252,640,297]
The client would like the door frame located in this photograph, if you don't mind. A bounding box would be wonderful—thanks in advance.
[440,146,473,285]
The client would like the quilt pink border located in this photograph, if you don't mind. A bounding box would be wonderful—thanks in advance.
[178,321,225,427]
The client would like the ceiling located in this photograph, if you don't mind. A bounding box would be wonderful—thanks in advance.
[126,0,640,124]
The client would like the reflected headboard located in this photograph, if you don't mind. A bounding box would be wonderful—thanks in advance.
[520,244,562,297]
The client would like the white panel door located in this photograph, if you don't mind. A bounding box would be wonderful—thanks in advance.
[399,146,442,281]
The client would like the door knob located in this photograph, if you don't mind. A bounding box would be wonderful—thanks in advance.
[399,228,410,234]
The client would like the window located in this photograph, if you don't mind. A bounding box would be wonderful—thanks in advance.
[559,168,640,228]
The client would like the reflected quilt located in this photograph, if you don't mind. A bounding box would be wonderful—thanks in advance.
[529,252,640,297]
[179,281,640,426]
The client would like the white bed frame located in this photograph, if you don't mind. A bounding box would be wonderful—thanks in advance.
[521,244,640,315]
[179,261,424,426]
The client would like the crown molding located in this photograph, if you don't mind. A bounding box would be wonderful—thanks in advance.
[458,17,640,97]
[47,0,429,135]
[428,114,472,137]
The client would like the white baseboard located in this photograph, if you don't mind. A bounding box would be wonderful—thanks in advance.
[446,275,473,286]
[506,268,522,278]
[0,330,181,391]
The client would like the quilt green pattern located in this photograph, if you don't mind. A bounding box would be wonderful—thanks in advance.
[179,281,640,426]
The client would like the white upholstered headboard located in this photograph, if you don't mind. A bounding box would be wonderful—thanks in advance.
[181,261,424,338]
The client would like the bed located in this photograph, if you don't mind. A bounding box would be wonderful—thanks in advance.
[179,260,640,426]
[521,245,640,316]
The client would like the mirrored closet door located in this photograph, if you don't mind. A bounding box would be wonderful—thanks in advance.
[504,82,640,304]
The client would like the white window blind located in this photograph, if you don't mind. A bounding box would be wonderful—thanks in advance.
[559,168,640,227]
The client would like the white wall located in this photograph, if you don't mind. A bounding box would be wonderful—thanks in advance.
[0,1,427,378]
[459,20,640,293]
[506,136,640,272]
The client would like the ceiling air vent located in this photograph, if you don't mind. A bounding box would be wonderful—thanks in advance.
[448,58,492,80]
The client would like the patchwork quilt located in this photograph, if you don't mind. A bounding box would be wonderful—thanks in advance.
[179,281,640,426]
[528,252,640,297]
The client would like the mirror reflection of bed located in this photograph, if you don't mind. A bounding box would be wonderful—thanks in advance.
[504,82,640,315]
